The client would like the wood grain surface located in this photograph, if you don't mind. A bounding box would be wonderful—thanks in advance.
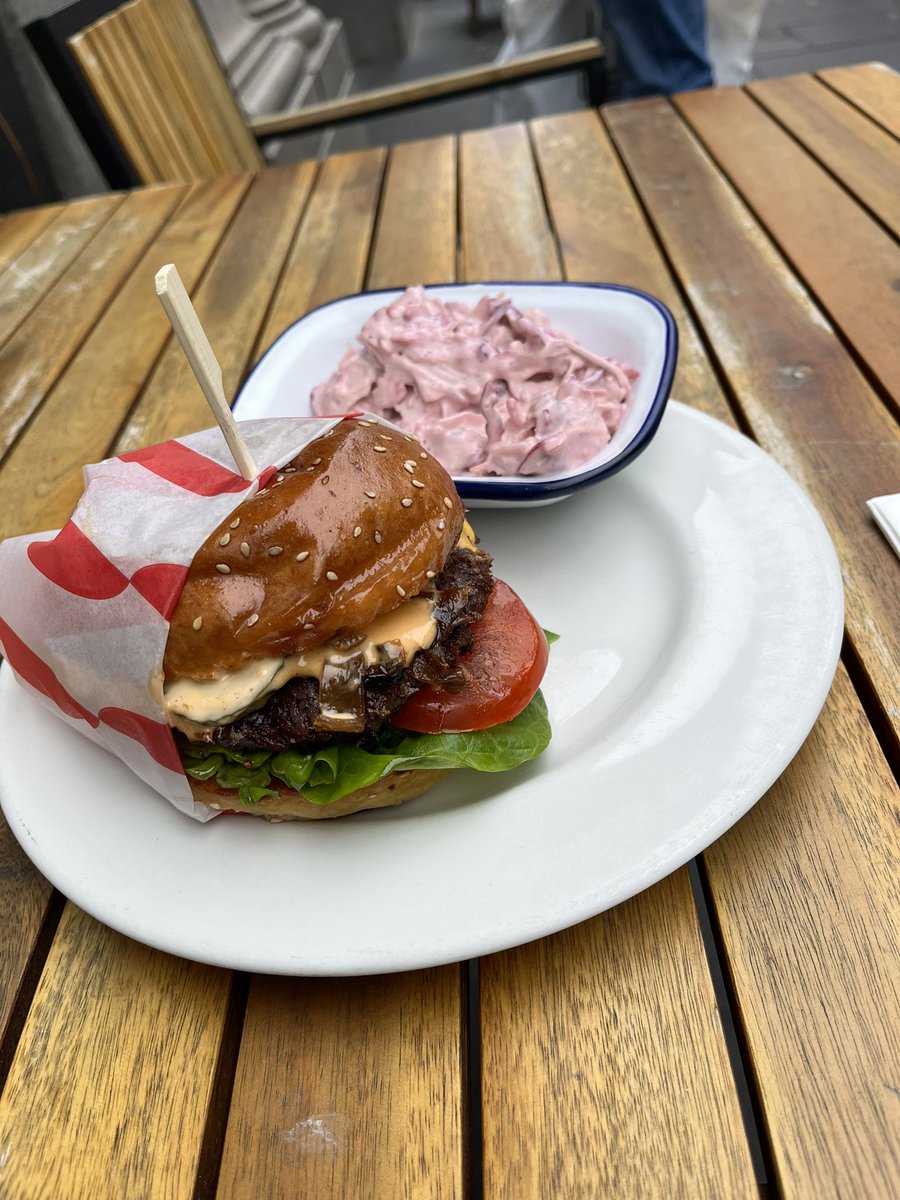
[0,204,62,278]
[0,185,183,466]
[459,123,560,280]
[529,109,733,423]
[703,664,900,1199]
[818,61,900,138]
[482,871,757,1198]
[605,97,900,749]
[254,148,386,357]
[368,137,457,288]
[0,819,53,1058]
[217,145,466,1200]
[0,904,231,1200]
[747,74,900,238]
[673,85,900,407]
[463,113,757,1198]
[217,971,464,1200]
[0,194,122,348]
[113,163,314,452]
[0,176,249,542]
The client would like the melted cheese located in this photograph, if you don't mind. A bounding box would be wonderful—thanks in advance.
[165,597,437,734]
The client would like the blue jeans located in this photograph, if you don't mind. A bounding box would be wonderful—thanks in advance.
[601,0,714,98]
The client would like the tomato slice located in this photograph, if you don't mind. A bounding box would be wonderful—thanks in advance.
[391,579,549,734]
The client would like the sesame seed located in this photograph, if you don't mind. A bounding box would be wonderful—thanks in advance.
[426,570,436,579]
[365,490,376,498]
[216,563,231,574]
[383,435,393,441]
[285,466,296,473]
[443,496,453,509]
[312,457,322,466]
[358,420,374,426]
[374,531,382,544]
[374,445,387,453]
[240,542,250,557]
[307,466,315,472]
[401,498,413,508]
[438,519,446,530]
[304,622,315,630]
[353,526,362,538]
[268,546,283,556]
[295,550,309,562]
[420,452,428,460]
[396,585,406,597]
[218,533,231,546]
[192,616,203,630]
[230,517,241,529]
[326,570,338,581]
[412,479,425,489]
[277,474,285,482]
[403,463,415,474]
[247,613,259,627]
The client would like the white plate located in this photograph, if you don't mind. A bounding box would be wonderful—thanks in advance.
[233,282,677,507]
[0,404,843,975]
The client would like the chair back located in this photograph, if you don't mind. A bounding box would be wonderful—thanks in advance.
[66,0,264,184]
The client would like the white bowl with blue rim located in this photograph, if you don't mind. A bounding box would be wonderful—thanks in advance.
[234,283,678,508]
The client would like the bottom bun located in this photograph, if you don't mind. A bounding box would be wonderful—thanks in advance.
[188,769,449,821]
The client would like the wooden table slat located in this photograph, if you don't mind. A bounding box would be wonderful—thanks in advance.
[368,136,457,288]
[219,140,466,1200]
[673,85,900,410]
[482,871,758,1198]
[0,175,252,543]
[0,185,186,468]
[459,123,561,280]
[704,664,900,1200]
[254,148,387,358]
[818,61,900,138]
[530,109,734,424]
[0,905,231,1200]
[747,74,900,238]
[113,163,317,453]
[0,204,64,279]
[463,115,757,1197]
[0,819,54,1056]
[217,972,464,1200]
[0,195,124,349]
[605,97,900,749]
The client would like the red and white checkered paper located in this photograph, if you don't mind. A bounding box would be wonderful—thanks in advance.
[0,417,344,821]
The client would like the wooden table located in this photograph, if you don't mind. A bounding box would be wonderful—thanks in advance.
[0,62,898,1199]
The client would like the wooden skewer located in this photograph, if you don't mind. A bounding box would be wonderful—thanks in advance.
[154,263,258,480]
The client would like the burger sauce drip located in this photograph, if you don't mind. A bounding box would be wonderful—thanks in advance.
[315,650,366,731]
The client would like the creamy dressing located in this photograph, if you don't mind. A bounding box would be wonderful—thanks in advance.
[165,598,437,734]
[310,286,638,477]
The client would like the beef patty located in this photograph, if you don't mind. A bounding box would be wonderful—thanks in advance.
[199,546,494,753]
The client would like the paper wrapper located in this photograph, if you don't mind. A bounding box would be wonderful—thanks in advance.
[0,417,346,821]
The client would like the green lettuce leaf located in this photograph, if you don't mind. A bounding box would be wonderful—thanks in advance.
[181,690,551,809]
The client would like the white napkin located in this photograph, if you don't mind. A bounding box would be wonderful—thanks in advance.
[867,494,900,561]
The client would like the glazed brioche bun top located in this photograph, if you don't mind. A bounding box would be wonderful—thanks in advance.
[164,418,465,683]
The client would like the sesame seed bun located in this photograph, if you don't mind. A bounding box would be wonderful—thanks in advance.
[164,419,465,683]
[187,767,449,820]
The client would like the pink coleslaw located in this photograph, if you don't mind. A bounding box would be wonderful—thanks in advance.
[310,287,638,477]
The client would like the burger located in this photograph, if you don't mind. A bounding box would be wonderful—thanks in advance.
[163,417,551,819]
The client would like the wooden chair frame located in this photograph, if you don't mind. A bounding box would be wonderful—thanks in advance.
[26,0,604,188]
